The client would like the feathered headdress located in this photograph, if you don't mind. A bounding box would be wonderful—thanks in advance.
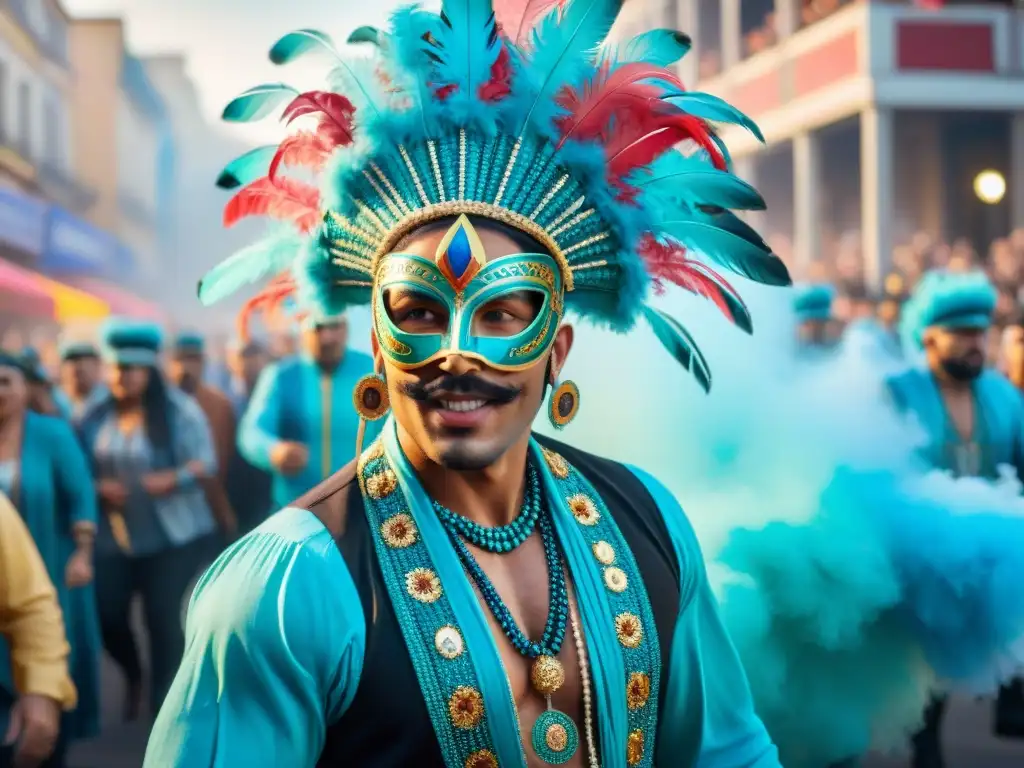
[201,0,790,391]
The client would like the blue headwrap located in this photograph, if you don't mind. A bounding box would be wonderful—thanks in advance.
[0,350,26,376]
[100,318,164,367]
[59,339,100,361]
[18,347,49,383]
[793,283,836,324]
[174,332,205,354]
[899,269,997,351]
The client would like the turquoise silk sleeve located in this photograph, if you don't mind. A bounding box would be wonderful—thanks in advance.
[143,508,365,768]
[238,363,284,470]
[627,466,781,768]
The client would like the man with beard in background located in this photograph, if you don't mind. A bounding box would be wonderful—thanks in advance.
[57,340,106,424]
[886,269,1024,768]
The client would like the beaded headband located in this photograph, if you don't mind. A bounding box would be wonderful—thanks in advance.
[200,0,791,391]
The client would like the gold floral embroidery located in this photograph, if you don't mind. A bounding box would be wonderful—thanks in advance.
[627,672,651,710]
[615,613,643,648]
[542,447,569,478]
[604,566,628,593]
[567,493,599,526]
[627,729,645,765]
[380,513,417,548]
[545,722,569,752]
[448,686,484,729]
[464,749,498,768]
[366,469,398,499]
[406,568,442,603]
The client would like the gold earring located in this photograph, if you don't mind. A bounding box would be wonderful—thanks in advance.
[353,373,390,421]
[548,380,579,429]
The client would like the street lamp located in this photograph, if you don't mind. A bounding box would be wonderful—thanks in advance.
[973,169,1006,205]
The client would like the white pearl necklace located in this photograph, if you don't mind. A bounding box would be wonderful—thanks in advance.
[569,597,599,768]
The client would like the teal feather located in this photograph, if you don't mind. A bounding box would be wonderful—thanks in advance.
[638,169,765,211]
[518,0,623,131]
[197,230,305,306]
[221,84,298,122]
[641,305,711,392]
[269,29,339,65]
[613,29,691,67]
[216,145,277,189]
[429,0,501,103]
[348,26,384,46]
[665,91,764,143]
[661,220,791,286]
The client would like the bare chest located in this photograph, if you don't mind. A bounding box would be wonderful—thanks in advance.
[941,389,976,443]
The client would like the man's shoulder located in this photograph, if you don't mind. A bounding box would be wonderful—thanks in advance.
[292,459,361,539]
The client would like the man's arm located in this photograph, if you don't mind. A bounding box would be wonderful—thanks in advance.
[238,364,285,471]
[0,494,76,708]
[144,507,364,767]
[628,466,780,768]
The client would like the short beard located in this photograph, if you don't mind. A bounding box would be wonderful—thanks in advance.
[437,441,504,471]
[940,357,983,382]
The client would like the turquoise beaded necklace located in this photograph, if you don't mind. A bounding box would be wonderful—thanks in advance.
[435,463,580,765]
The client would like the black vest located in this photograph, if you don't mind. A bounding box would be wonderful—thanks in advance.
[299,435,681,767]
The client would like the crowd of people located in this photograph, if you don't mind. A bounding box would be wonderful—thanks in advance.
[0,311,373,767]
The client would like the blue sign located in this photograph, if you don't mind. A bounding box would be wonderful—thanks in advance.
[0,187,48,255]
[41,207,119,277]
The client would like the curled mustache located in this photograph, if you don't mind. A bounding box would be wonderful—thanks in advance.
[400,373,522,404]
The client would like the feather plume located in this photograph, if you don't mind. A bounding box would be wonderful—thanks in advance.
[516,0,623,132]
[555,62,683,146]
[426,0,502,105]
[269,131,336,179]
[606,28,691,68]
[479,45,513,101]
[269,29,339,65]
[223,177,321,232]
[606,110,723,184]
[324,57,385,117]
[494,0,565,45]
[197,230,305,306]
[638,236,752,333]
[641,304,712,392]
[236,275,298,341]
[221,84,298,122]
[665,91,764,143]
[638,167,765,211]
[216,145,277,189]
[660,220,791,286]
[348,26,385,46]
[281,91,356,145]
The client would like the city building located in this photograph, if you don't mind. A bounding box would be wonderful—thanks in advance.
[68,16,174,305]
[637,0,1022,289]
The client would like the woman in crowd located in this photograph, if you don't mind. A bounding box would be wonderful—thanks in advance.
[78,321,218,720]
[0,350,101,761]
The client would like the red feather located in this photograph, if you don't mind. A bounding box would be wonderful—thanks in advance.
[236,276,298,342]
[269,131,335,180]
[281,91,355,146]
[494,0,567,45]
[638,235,748,326]
[223,177,321,232]
[555,62,684,146]
[479,47,512,102]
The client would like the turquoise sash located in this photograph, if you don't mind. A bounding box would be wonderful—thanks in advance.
[357,420,661,767]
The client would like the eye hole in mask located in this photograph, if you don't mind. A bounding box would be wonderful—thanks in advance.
[384,288,449,335]
[384,288,545,338]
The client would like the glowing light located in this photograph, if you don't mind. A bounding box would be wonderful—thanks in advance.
[974,170,1006,204]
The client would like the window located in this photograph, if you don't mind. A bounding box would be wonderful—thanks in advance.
[17,82,30,153]
[43,99,58,164]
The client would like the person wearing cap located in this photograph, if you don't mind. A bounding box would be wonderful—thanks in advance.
[237,312,376,511]
[0,351,101,753]
[168,333,238,541]
[0,491,77,768]
[16,350,70,422]
[225,339,269,417]
[887,269,1024,767]
[793,283,840,354]
[78,320,219,720]
[56,341,106,425]
[223,340,272,535]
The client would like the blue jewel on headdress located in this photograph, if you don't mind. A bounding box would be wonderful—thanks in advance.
[435,215,486,293]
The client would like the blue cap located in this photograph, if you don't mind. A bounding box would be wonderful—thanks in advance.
[58,340,99,361]
[899,269,997,350]
[793,283,836,324]
[174,332,205,354]
[0,349,27,375]
[100,318,164,367]
[18,347,49,383]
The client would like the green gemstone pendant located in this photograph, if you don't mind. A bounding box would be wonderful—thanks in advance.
[531,706,579,765]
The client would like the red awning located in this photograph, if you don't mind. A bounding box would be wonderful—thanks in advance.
[0,259,56,319]
[64,277,167,323]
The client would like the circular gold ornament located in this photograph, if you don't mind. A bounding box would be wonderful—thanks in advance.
[615,613,643,648]
[542,447,570,478]
[380,513,417,548]
[627,672,651,710]
[626,729,645,765]
[548,380,580,428]
[604,566,628,593]
[464,750,498,768]
[592,540,615,565]
[362,440,384,463]
[405,568,442,603]
[448,686,484,729]
[352,373,390,420]
[545,723,569,752]
[435,625,464,659]
[530,654,566,695]
[567,494,599,526]
[366,469,398,499]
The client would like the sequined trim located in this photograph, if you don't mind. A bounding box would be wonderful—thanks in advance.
[615,613,643,648]
[366,469,398,499]
[448,686,485,729]
[542,447,570,479]
[568,493,600,526]
[406,568,443,603]
[381,514,418,548]
[627,729,645,765]
[627,672,651,710]
[465,749,498,768]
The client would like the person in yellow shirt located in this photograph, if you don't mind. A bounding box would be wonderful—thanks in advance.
[0,492,76,768]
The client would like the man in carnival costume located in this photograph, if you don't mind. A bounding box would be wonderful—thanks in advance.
[145,1,793,766]
[887,269,1024,767]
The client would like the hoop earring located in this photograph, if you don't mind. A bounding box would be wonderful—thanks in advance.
[548,380,579,429]
[353,373,390,421]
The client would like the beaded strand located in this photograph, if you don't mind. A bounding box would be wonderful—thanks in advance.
[569,595,599,768]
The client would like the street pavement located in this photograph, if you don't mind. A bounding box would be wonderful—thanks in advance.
[68,657,1024,768]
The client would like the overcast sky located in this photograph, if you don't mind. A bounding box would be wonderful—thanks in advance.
[62,0,422,144]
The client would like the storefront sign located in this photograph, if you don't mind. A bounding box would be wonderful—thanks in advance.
[41,207,120,277]
[0,186,48,255]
